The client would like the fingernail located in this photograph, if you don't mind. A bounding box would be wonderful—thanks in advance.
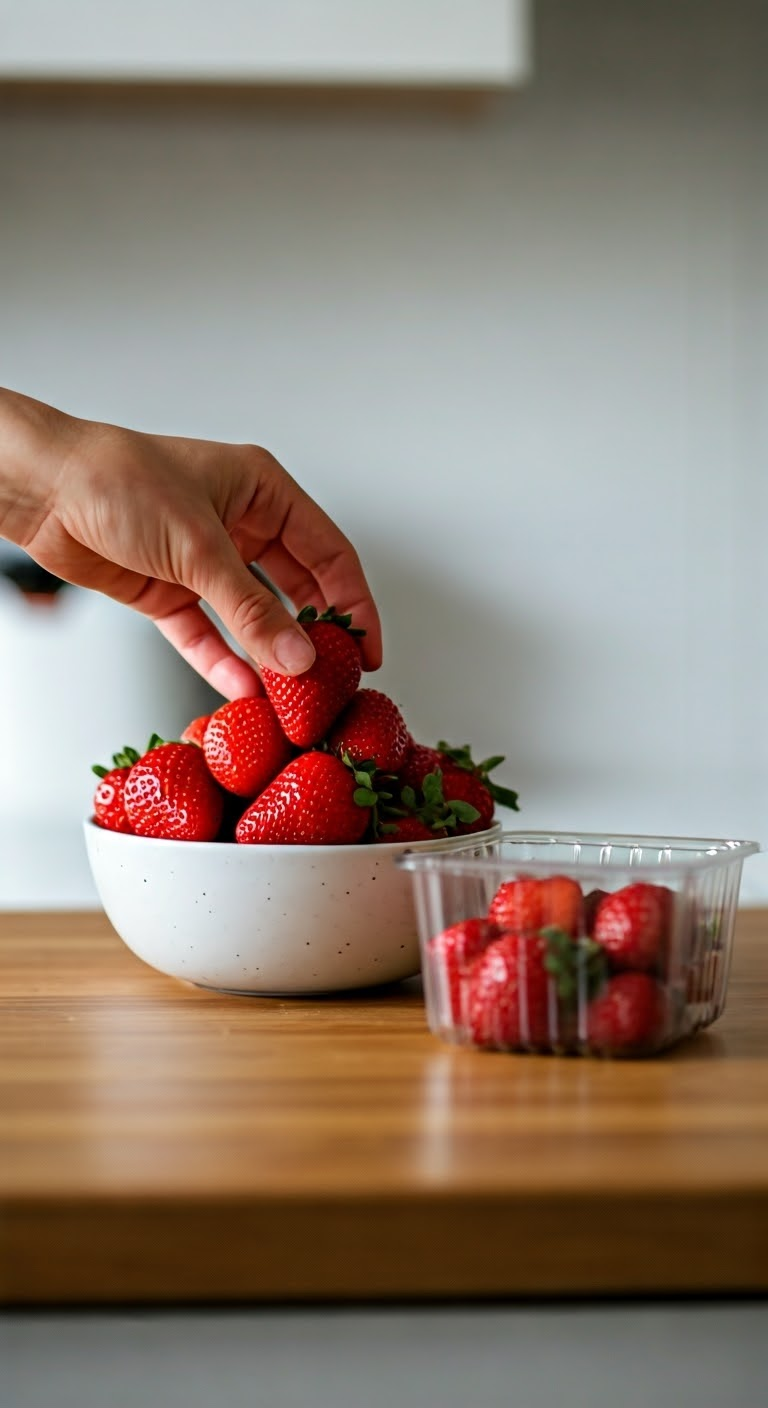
[273,628,316,675]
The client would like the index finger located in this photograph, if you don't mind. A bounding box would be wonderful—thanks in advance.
[238,468,383,670]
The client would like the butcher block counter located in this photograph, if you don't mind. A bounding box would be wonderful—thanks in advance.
[1,908,767,1305]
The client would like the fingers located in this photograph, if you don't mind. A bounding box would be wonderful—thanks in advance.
[280,512,383,669]
[235,463,383,670]
[191,528,318,678]
[152,598,265,701]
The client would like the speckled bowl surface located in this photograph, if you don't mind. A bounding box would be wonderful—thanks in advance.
[83,820,502,994]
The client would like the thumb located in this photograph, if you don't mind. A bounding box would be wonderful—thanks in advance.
[194,532,316,676]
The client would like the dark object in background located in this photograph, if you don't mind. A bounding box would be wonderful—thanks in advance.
[0,550,67,604]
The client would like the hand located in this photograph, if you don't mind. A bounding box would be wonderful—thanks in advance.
[0,389,382,699]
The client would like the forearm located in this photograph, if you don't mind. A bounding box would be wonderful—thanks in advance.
[0,387,80,548]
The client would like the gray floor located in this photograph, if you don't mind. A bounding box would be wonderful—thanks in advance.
[3,1302,768,1408]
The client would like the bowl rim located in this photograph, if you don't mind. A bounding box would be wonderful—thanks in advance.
[83,817,503,856]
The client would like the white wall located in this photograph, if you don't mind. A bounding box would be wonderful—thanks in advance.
[1,0,766,898]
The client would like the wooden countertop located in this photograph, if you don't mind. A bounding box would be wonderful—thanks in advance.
[2,909,768,1304]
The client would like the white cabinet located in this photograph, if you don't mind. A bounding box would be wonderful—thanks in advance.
[0,1,530,86]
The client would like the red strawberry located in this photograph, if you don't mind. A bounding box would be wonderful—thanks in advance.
[586,972,667,1054]
[438,742,519,821]
[468,931,554,1049]
[260,606,363,747]
[378,767,480,841]
[489,876,583,936]
[180,714,211,748]
[398,741,444,792]
[123,740,224,841]
[235,751,373,845]
[439,766,494,834]
[202,697,292,798]
[426,918,498,1025]
[539,876,584,935]
[375,815,442,844]
[92,746,140,833]
[488,876,543,931]
[327,689,409,772]
[592,882,671,971]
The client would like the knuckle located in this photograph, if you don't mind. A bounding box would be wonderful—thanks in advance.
[229,588,284,641]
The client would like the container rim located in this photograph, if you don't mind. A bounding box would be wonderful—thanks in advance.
[395,829,761,877]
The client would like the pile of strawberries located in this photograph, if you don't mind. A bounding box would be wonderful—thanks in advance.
[427,875,675,1056]
[92,606,519,846]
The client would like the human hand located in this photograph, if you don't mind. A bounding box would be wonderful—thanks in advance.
[0,389,382,699]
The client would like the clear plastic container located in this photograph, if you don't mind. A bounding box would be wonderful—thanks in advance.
[397,832,760,1058]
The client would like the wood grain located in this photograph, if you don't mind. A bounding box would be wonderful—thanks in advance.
[2,909,768,1303]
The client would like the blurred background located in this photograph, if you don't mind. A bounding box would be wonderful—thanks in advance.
[1,0,766,904]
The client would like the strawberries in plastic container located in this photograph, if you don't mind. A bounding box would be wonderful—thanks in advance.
[417,867,694,1059]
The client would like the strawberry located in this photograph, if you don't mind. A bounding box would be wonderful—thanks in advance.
[586,972,667,1054]
[488,876,584,937]
[327,689,409,772]
[377,768,480,842]
[376,815,440,844]
[468,931,554,1049]
[92,746,140,834]
[393,740,518,836]
[398,741,444,792]
[539,876,584,935]
[437,742,519,819]
[123,737,224,841]
[180,714,211,748]
[488,876,543,932]
[438,767,494,834]
[260,605,363,747]
[235,751,374,845]
[202,697,292,798]
[426,918,498,1025]
[592,882,672,971]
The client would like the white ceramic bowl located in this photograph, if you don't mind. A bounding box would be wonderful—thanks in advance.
[83,820,502,994]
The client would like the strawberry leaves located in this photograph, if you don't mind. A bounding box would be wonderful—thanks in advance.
[541,926,607,1003]
[437,740,520,811]
[92,745,141,778]
[297,604,366,637]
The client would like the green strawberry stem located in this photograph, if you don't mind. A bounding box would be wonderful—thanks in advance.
[381,767,480,835]
[92,745,141,777]
[541,926,607,1004]
[297,604,366,637]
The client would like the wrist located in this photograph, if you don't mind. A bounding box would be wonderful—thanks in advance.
[0,388,80,547]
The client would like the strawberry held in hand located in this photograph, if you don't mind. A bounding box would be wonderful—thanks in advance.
[123,736,224,841]
[202,697,292,798]
[235,751,376,846]
[260,605,363,748]
[92,747,140,834]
